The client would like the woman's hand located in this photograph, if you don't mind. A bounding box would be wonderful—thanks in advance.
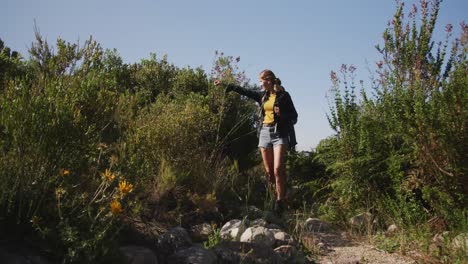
[213,79,221,86]
[274,106,280,116]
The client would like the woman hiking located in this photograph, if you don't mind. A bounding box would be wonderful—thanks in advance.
[214,69,298,214]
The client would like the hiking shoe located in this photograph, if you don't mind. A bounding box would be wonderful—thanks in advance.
[274,200,285,215]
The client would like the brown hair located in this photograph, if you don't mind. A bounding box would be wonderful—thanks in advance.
[259,69,284,92]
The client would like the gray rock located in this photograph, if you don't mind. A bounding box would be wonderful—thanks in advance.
[386,224,398,236]
[189,223,213,242]
[212,242,243,264]
[156,226,192,257]
[240,226,275,248]
[120,246,158,264]
[251,218,268,227]
[349,212,373,229]
[273,231,296,246]
[452,233,467,251]
[167,246,217,264]
[305,217,332,232]
[220,219,248,241]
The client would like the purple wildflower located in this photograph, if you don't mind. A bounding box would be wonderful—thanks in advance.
[376,61,384,69]
[445,24,453,33]
[420,0,428,17]
[341,64,347,72]
[409,4,417,18]
[330,71,338,82]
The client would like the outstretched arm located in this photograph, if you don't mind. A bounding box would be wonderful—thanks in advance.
[214,80,262,104]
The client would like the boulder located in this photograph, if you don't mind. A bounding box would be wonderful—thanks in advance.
[240,226,275,248]
[452,233,467,251]
[156,227,192,257]
[251,218,268,227]
[220,219,248,241]
[273,231,296,246]
[305,217,332,232]
[120,246,158,264]
[349,212,373,229]
[212,241,243,264]
[189,223,213,242]
[167,246,217,264]
[386,224,398,236]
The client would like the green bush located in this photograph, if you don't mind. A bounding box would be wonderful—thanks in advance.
[0,33,134,263]
[321,0,467,232]
[120,53,259,220]
[0,26,266,262]
[123,92,219,192]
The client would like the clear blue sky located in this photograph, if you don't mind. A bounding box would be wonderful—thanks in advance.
[2,0,467,150]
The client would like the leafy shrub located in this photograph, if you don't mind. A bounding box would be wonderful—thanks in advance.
[322,0,467,228]
[0,33,135,263]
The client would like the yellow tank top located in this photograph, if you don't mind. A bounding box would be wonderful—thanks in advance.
[263,93,276,124]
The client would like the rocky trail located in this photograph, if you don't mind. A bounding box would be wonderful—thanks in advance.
[313,230,415,264]
[0,207,419,264]
[117,206,418,264]
[292,216,415,264]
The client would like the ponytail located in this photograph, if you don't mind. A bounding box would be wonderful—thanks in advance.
[273,78,284,92]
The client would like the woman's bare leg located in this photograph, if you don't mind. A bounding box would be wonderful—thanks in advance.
[260,147,274,184]
[273,144,287,200]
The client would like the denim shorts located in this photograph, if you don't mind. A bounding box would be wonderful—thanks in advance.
[258,125,288,149]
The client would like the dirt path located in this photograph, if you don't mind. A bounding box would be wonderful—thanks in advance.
[315,231,415,264]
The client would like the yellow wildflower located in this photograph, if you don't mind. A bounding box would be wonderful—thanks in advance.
[101,169,115,182]
[110,200,123,215]
[30,215,41,226]
[55,187,66,199]
[119,180,134,195]
[109,155,119,165]
[97,143,108,150]
[59,169,70,177]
